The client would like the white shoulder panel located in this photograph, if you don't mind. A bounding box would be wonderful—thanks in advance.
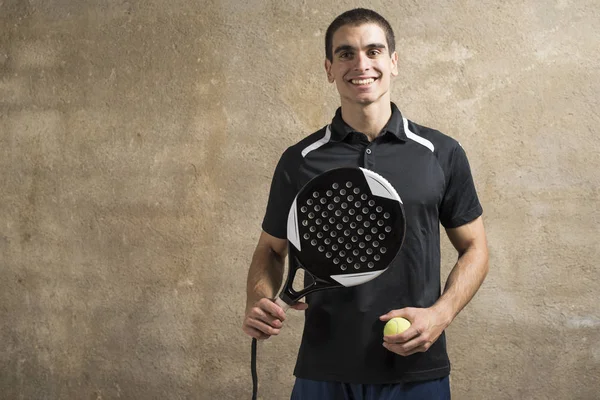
[301,125,332,158]
[403,117,434,152]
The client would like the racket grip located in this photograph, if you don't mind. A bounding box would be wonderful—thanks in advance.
[274,297,291,312]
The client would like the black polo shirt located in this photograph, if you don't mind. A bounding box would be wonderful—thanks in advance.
[262,103,483,384]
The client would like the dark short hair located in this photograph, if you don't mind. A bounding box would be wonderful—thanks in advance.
[325,8,396,62]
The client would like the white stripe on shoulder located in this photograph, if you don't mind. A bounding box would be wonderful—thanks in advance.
[301,125,332,158]
[403,117,434,152]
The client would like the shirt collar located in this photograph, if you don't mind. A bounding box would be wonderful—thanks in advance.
[329,102,407,142]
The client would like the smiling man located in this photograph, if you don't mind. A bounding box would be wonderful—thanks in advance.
[243,8,489,400]
[325,20,398,128]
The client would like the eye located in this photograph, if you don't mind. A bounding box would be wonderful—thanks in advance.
[368,49,381,57]
[339,52,353,60]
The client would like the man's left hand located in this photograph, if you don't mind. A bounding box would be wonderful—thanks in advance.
[380,307,451,356]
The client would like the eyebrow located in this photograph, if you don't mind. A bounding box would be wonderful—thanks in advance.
[333,43,387,55]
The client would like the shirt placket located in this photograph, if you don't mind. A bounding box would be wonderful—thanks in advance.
[364,142,375,169]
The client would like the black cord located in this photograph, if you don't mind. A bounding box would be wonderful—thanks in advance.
[251,338,258,400]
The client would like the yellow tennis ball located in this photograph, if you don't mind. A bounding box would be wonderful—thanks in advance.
[383,317,411,336]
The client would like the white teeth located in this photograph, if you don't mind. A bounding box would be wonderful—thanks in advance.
[351,78,375,85]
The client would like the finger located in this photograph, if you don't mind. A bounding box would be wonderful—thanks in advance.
[252,307,283,328]
[383,341,426,357]
[242,320,270,339]
[244,325,268,340]
[395,341,431,356]
[383,325,419,343]
[243,325,270,340]
[400,332,431,352]
[257,298,287,321]
[385,333,429,355]
[379,307,415,321]
[383,342,408,356]
[290,302,308,311]
[246,317,281,337]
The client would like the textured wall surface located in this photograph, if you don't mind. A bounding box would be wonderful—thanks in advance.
[1,0,599,399]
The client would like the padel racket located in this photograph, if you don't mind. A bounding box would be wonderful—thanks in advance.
[275,167,406,308]
[251,167,406,399]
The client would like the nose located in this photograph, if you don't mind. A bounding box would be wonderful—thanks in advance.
[353,51,371,71]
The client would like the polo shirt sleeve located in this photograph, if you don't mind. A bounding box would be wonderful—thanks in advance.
[261,149,296,239]
[439,143,483,229]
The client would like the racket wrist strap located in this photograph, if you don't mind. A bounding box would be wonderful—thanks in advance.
[251,338,258,400]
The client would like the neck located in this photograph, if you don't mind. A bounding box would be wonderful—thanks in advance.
[340,98,392,142]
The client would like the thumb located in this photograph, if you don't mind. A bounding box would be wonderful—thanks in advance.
[379,307,413,321]
[290,302,309,311]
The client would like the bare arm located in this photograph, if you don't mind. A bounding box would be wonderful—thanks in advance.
[434,215,489,323]
[381,216,489,355]
[245,231,288,310]
[242,231,307,340]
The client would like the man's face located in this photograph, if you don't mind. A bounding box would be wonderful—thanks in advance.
[325,23,398,106]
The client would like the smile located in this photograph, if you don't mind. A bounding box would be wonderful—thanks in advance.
[350,78,376,85]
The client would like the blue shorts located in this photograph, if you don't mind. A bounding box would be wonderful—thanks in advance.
[291,376,450,400]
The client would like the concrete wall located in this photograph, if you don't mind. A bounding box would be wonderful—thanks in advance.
[1,0,598,399]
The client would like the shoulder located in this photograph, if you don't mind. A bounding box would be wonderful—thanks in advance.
[404,118,479,195]
[404,118,461,158]
[278,125,330,165]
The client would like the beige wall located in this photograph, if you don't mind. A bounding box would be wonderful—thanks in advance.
[1,1,598,399]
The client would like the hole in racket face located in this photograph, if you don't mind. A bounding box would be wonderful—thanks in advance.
[292,168,405,284]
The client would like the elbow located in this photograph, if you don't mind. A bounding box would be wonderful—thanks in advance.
[459,242,489,279]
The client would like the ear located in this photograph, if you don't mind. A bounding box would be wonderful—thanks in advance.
[390,51,399,77]
[324,59,334,83]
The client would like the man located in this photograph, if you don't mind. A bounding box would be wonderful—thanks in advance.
[242,8,489,399]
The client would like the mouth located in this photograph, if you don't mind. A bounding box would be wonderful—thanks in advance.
[349,77,377,86]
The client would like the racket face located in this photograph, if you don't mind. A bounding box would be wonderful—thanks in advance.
[286,167,405,292]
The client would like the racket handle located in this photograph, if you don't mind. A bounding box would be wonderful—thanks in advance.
[274,297,291,312]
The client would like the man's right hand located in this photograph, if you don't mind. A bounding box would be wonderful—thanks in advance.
[242,298,308,340]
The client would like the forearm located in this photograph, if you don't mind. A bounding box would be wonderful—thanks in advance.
[245,243,286,312]
[433,242,489,325]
